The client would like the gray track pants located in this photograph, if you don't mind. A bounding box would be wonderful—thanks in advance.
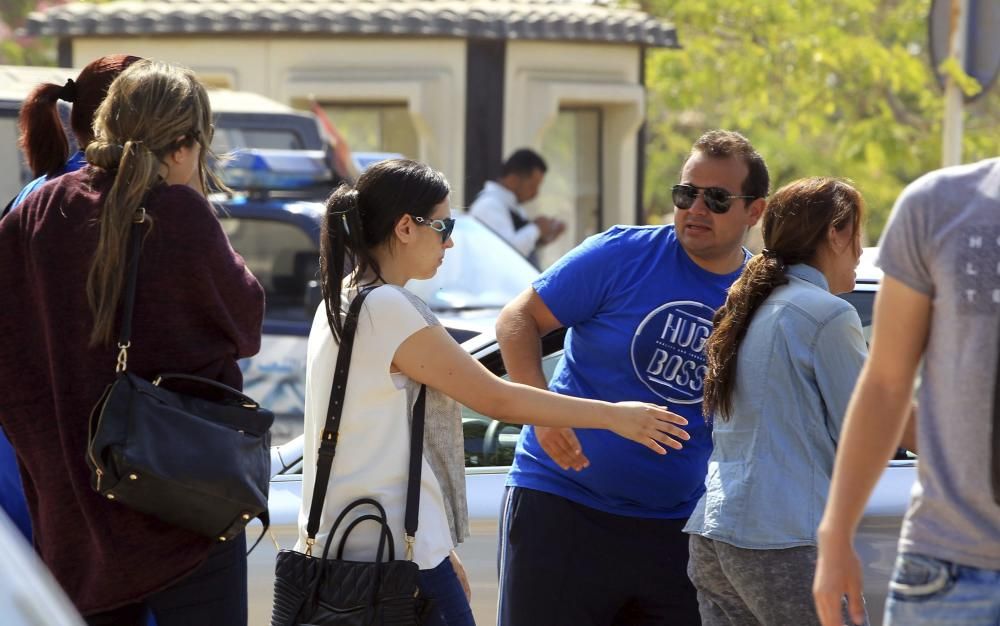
[687,534,867,626]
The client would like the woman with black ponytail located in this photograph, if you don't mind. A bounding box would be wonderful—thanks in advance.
[297,159,692,625]
[683,178,870,625]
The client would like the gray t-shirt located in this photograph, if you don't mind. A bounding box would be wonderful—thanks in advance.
[877,157,1000,570]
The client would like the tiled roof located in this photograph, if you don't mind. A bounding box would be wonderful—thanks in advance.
[24,0,678,48]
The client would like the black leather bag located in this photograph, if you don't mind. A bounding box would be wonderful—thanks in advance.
[86,209,273,542]
[270,287,430,626]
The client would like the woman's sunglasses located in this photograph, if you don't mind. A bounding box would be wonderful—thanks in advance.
[671,184,756,214]
[410,215,456,243]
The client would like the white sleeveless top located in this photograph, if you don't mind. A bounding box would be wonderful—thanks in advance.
[294,285,467,570]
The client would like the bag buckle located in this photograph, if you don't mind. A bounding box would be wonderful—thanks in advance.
[305,537,315,557]
[317,430,338,458]
[404,534,415,561]
[115,341,131,373]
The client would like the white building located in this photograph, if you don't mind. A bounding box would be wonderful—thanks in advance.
[25,1,678,264]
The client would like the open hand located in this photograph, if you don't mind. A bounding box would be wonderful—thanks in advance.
[610,402,689,454]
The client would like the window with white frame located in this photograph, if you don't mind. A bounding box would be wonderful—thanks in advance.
[534,107,603,268]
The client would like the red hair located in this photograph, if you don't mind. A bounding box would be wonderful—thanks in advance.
[17,54,142,177]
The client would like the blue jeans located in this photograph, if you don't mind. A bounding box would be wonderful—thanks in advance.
[419,556,476,626]
[884,552,1000,626]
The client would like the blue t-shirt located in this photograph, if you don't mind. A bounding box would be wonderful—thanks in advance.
[506,225,747,519]
[9,151,88,213]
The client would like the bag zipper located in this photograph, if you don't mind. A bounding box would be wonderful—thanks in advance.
[87,395,108,492]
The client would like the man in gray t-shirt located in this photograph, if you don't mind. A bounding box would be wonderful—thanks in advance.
[813,158,1000,626]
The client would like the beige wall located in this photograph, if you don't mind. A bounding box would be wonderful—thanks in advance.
[504,41,644,230]
[72,37,468,202]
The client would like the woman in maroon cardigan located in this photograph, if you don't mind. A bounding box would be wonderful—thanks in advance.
[0,60,264,625]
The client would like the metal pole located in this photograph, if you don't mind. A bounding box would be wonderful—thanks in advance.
[942,0,970,167]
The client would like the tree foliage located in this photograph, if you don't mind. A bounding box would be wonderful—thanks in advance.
[0,0,58,65]
[639,0,1000,241]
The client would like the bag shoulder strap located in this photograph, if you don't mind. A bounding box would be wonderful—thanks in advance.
[113,210,147,374]
[305,285,427,559]
[404,385,426,559]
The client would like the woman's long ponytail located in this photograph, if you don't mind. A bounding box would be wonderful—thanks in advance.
[702,176,865,422]
[319,185,368,343]
[17,82,70,178]
[703,255,789,420]
[85,140,163,346]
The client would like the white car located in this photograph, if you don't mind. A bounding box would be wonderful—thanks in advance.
[247,248,916,626]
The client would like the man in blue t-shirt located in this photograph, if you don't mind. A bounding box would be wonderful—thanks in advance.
[495,130,770,625]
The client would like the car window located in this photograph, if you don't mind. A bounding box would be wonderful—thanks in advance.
[462,352,561,468]
[839,289,874,343]
[220,217,318,322]
[213,128,304,152]
[407,217,539,312]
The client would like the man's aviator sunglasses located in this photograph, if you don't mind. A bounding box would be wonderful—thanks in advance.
[672,184,755,214]
[410,215,456,243]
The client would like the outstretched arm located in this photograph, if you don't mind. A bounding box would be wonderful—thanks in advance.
[392,323,689,456]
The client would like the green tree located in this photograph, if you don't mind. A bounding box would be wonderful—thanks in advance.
[1,0,58,65]
[640,0,1000,241]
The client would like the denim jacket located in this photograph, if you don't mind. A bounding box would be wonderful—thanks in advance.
[684,264,867,548]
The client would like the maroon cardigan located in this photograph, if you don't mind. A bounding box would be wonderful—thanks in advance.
[0,168,264,614]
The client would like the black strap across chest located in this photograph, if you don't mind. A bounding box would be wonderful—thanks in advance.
[305,286,426,547]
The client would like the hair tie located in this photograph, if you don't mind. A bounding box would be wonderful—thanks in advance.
[760,248,786,270]
[329,189,360,215]
[329,189,360,234]
[57,79,77,103]
[115,140,147,153]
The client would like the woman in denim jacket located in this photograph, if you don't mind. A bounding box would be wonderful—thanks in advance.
[684,177,867,625]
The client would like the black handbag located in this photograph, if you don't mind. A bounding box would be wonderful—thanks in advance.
[270,287,431,626]
[86,208,274,542]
